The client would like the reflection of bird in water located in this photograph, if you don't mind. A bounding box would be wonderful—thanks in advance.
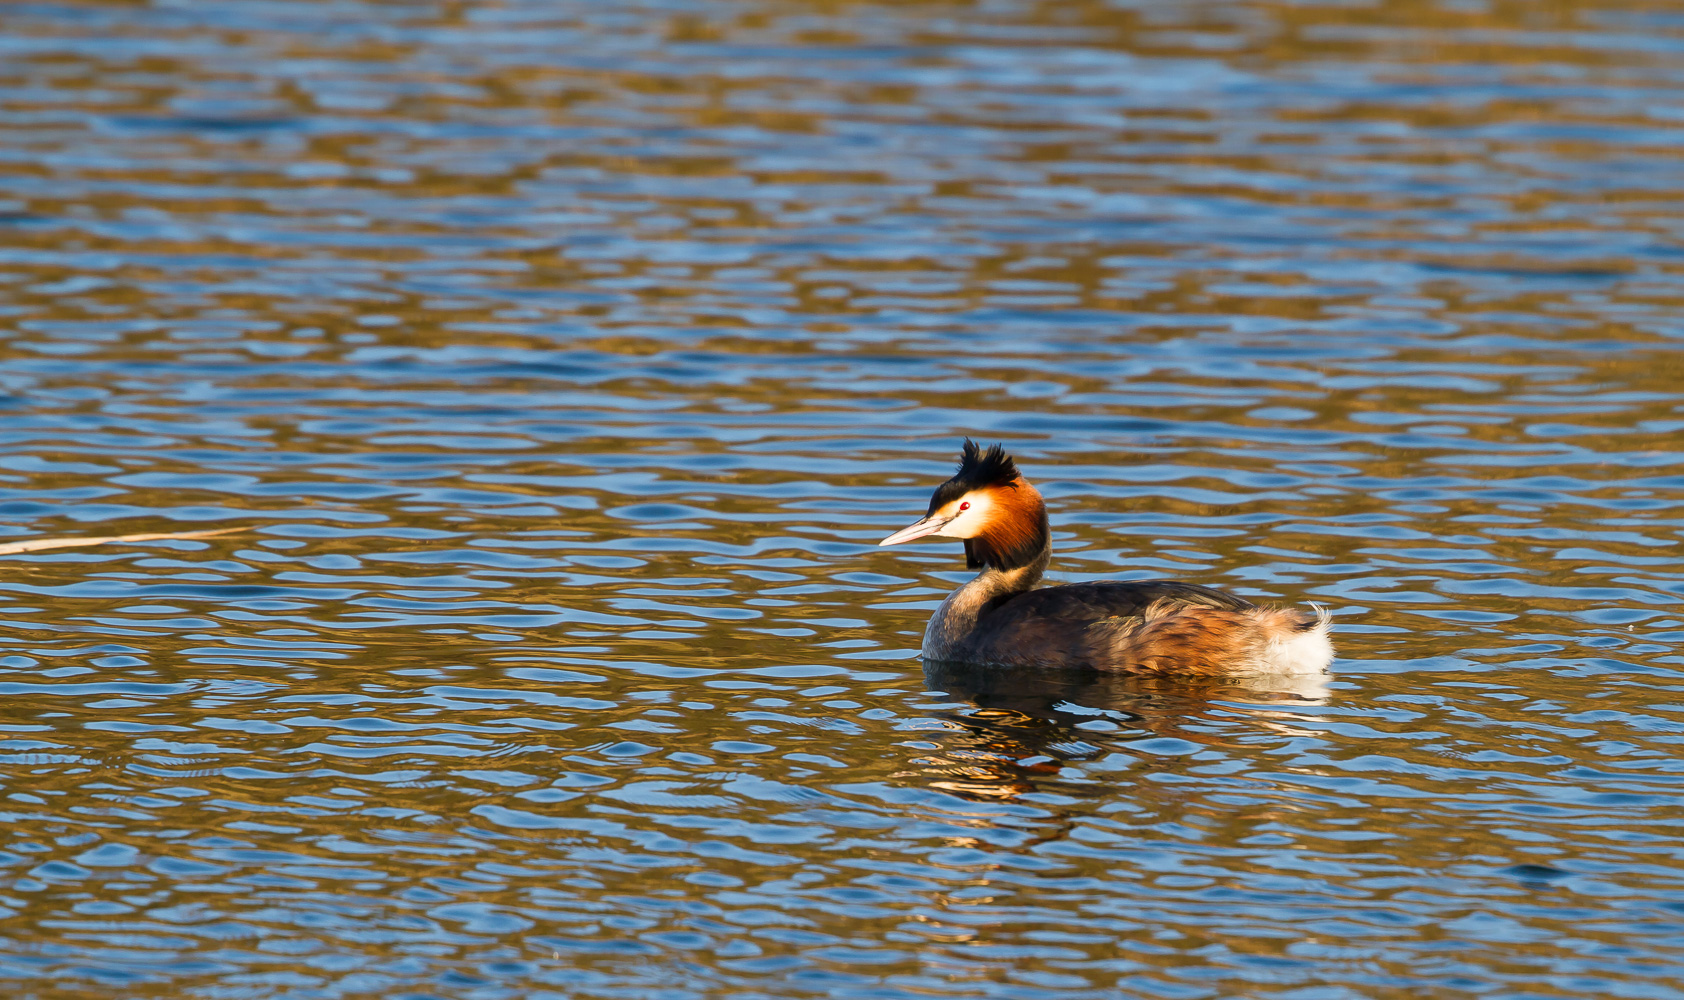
[886,666,1337,916]
[903,659,1333,843]
[879,441,1334,676]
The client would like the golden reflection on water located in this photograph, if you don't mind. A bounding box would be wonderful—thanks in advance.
[2,0,1684,996]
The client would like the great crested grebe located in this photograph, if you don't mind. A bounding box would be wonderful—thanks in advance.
[879,442,1333,675]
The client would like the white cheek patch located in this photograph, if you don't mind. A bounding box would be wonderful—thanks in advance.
[936,492,994,539]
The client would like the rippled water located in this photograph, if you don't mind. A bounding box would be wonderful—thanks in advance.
[4,0,1684,996]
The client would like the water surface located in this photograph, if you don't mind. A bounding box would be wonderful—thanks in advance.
[4,0,1684,997]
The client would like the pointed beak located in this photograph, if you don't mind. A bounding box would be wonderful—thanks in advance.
[879,513,952,547]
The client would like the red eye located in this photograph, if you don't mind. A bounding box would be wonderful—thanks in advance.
[959,502,970,511]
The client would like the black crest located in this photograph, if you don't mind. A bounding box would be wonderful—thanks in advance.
[927,439,1020,515]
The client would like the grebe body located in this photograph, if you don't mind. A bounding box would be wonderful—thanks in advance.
[880,442,1333,676]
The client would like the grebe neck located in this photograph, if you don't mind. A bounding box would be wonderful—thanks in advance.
[922,543,1050,661]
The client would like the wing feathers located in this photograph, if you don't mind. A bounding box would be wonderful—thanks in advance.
[952,581,1331,675]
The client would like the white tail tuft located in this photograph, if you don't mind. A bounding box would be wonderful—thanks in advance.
[1251,603,1334,675]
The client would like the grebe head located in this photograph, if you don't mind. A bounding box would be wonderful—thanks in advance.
[879,440,1049,570]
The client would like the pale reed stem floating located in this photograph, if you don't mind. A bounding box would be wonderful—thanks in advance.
[0,526,245,557]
